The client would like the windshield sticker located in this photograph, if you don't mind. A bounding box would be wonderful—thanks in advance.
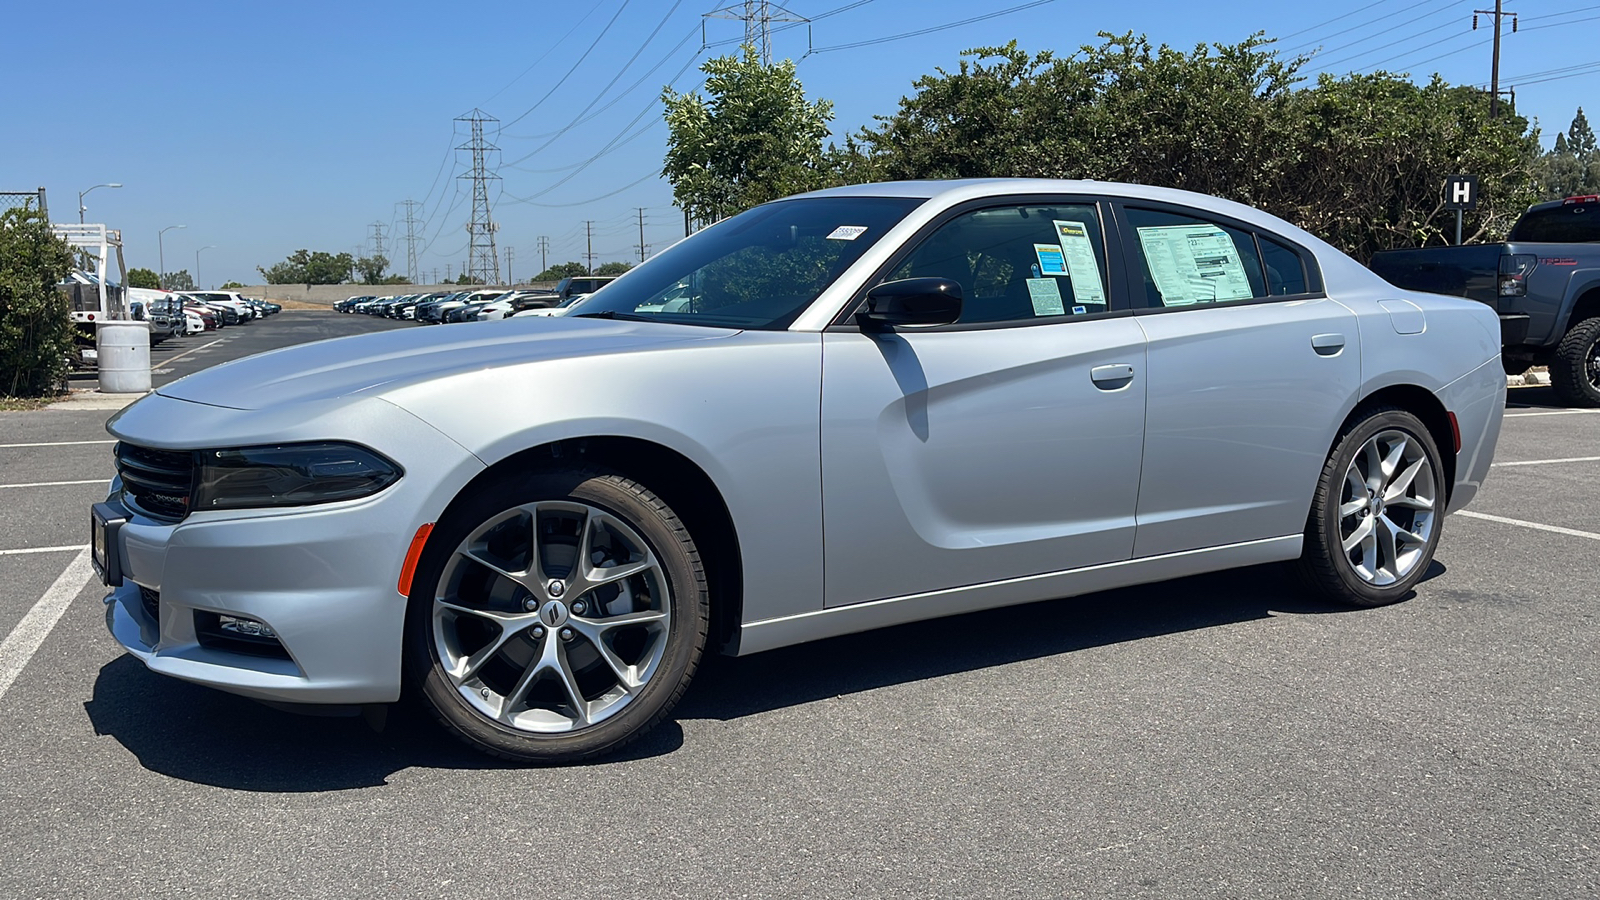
[1025,278,1065,316]
[1135,224,1253,305]
[826,225,869,241]
[1051,220,1107,304]
[1033,243,1068,276]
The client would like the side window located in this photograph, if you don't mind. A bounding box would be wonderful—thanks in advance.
[1125,207,1266,308]
[1260,235,1310,296]
[883,202,1111,325]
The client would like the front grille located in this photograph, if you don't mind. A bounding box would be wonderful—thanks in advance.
[115,443,196,523]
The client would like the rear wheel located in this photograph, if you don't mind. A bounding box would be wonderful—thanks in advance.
[1549,317,1600,408]
[1297,407,1444,607]
[405,466,708,763]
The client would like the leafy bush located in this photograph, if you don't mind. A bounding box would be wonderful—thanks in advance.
[0,207,74,397]
[127,267,160,289]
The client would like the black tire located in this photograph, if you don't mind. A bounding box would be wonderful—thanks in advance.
[404,465,708,763]
[1549,317,1600,408]
[1296,406,1445,607]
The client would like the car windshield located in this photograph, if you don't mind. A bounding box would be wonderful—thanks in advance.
[1509,203,1600,242]
[571,196,925,330]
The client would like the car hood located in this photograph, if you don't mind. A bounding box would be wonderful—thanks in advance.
[156,317,733,411]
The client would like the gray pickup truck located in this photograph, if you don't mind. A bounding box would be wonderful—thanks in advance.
[1369,194,1600,405]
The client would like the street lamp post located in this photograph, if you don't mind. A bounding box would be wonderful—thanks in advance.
[78,182,122,224]
[196,246,216,290]
[158,224,186,288]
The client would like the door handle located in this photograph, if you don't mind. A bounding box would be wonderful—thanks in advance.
[1311,333,1346,356]
[1090,364,1135,389]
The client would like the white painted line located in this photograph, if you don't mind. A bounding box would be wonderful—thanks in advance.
[1503,409,1600,418]
[155,336,224,367]
[1456,510,1600,542]
[0,545,88,556]
[0,440,115,449]
[1493,456,1600,468]
[0,479,108,489]
[0,549,93,703]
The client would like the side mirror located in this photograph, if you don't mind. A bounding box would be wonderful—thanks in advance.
[856,277,963,331]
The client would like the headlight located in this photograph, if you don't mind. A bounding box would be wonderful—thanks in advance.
[193,442,402,511]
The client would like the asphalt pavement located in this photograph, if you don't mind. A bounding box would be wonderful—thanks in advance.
[0,313,1595,898]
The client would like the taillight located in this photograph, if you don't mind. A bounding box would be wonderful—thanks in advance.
[1499,254,1537,297]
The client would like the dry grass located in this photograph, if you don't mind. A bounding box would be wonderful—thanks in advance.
[271,299,331,310]
[0,394,65,411]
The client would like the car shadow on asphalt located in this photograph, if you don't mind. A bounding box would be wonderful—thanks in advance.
[83,560,1439,790]
[1505,385,1572,409]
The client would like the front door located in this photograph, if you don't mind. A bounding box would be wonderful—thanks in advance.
[819,199,1148,607]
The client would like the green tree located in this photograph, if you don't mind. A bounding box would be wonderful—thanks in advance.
[451,273,484,285]
[219,280,246,290]
[356,254,390,284]
[162,270,195,290]
[127,267,160,289]
[1568,107,1597,159]
[1532,107,1600,200]
[594,261,634,276]
[663,46,835,223]
[534,262,589,281]
[848,34,1541,260]
[0,207,75,397]
[257,249,354,285]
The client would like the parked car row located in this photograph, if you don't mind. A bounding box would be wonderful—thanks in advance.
[126,288,280,341]
[334,276,619,325]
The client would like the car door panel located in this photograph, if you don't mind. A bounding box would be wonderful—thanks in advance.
[820,319,1148,607]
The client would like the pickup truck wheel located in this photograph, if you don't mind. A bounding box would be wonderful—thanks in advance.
[1549,317,1600,408]
[1297,407,1444,607]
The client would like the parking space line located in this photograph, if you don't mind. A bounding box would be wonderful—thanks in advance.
[1456,510,1600,542]
[0,479,109,489]
[155,336,225,367]
[0,440,115,449]
[0,549,92,704]
[1493,456,1600,467]
[1503,409,1600,418]
[0,545,88,556]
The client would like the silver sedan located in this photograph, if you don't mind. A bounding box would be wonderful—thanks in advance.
[94,179,1505,762]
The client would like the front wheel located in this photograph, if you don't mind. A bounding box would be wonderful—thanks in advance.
[405,467,708,763]
[1549,317,1600,408]
[1297,407,1445,607]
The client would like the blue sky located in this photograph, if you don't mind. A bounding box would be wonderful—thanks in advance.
[3,0,1595,288]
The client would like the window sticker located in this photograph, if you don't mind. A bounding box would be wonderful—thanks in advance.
[1025,278,1065,316]
[1135,224,1253,305]
[826,225,869,241]
[1033,243,1068,276]
[1051,220,1107,304]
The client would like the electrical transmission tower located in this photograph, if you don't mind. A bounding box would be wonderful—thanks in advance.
[704,1,809,64]
[456,108,502,283]
[537,235,550,276]
[368,222,387,258]
[1473,1,1518,118]
[397,199,421,282]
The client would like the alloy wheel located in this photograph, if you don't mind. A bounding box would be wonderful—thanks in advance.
[1338,429,1437,586]
[433,501,671,734]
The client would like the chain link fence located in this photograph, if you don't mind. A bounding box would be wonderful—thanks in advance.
[0,188,49,219]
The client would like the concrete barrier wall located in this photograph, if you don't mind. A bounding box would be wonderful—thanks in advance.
[230,283,557,307]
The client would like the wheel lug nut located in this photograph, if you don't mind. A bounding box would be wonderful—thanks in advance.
[533,626,545,639]
[572,601,586,615]
[560,628,574,641]
[524,598,538,611]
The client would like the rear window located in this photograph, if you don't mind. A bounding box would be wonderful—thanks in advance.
[1509,204,1600,243]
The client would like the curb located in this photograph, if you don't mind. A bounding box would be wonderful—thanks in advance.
[46,390,149,411]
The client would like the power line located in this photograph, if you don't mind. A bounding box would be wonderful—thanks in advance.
[705,1,809,65]
[1473,1,1518,118]
[501,0,635,130]
[480,5,605,107]
[1294,0,1457,61]
[1274,0,1391,43]
[805,0,1057,55]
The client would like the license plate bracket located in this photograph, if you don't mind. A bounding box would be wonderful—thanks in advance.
[90,502,128,587]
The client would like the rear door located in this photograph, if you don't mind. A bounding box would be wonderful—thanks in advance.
[1114,202,1361,557]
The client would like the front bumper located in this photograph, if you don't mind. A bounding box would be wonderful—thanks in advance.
[100,393,485,705]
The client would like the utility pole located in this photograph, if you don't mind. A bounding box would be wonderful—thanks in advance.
[456,108,502,283]
[537,235,549,276]
[505,246,514,285]
[368,222,387,259]
[397,199,421,282]
[636,208,650,262]
[446,262,453,283]
[585,221,595,274]
[705,1,809,64]
[1473,2,1518,118]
